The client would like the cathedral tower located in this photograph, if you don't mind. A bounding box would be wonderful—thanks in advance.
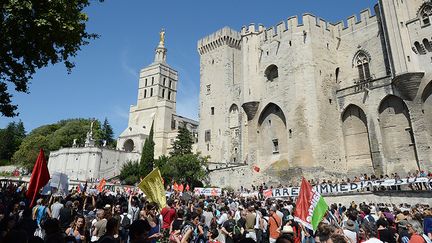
[117,30,179,158]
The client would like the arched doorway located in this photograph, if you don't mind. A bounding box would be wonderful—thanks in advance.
[378,95,418,174]
[342,105,373,173]
[123,139,135,152]
[257,103,288,161]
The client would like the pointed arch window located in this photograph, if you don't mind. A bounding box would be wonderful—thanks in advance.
[419,3,432,26]
[355,52,371,82]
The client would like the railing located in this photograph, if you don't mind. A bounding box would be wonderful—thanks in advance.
[336,76,392,98]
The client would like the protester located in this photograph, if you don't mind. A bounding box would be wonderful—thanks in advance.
[65,215,87,243]
[0,172,432,243]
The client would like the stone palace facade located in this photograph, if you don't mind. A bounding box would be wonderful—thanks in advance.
[199,0,432,187]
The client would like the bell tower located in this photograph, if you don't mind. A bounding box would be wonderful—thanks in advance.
[117,29,179,158]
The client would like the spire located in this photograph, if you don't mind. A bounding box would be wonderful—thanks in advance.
[154,29,167,63]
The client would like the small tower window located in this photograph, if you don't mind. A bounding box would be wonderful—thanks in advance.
[272,139,279,154]
[205,130,211,142]
[211,107,214,115]
[169,80,172,88]
[423,38,432,52]
[145,79,148,86]
[152,77,154,85]
[264,64,278,81]
[354,51,371,81]
[162,89,165,98]
[144,89,147,98]
[419,3,432,26]
[206,84,211,94]
[163,77,166,86]
[150,88,153,97]
[168,91,171,100]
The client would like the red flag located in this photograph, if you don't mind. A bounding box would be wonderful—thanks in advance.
[294,177,313,227]
[253,165,260,172]
[98,178,106,192]
[294,177,328,230]
[178,184,184,192]
[26,149,50,207]
[173,182,178,191]
[185,184,190,191]
[263,189,273,198]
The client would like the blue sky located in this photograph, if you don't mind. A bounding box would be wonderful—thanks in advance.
[1,0,377,137]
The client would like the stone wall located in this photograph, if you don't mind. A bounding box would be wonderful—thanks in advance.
[48,147,140,181]
[199,1,432,187]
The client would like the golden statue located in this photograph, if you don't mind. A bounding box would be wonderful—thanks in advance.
[159,28,165,46]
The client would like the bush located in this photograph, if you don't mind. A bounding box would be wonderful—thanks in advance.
[119,160,140,185]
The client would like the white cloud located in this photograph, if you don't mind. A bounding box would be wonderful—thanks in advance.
[113,105,129,120]
[121,49,139,79]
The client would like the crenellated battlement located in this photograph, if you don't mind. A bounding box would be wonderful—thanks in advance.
[339,9,377,36]
[198,27,241,55]
[247,8,377,44]
[197,9,378,54]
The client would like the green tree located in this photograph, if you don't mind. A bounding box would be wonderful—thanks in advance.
[100,118,114,147]
[0,121,26,163]
[119,160,140,185]
[154,155,174,182]
[49,119,99,150]
[170,124,193,157]
[12,118,103,169]
[167,153,208,187]
[140,122,155,176]
[0,0,102,117]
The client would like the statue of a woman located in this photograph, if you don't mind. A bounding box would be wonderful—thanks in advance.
[159,29,165,46]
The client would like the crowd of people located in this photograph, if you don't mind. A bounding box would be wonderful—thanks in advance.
[0,179,432,243]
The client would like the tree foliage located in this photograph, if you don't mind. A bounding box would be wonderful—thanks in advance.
[119,160,140,185]
[121,122,208,187]
[12,118,103,170]
[170,124,193,157]
[100,118,115,147]
[157,124,207,187]
[0,0,101,117]
[165,154,208,187]
[140,122,154,176]
[0,121,26,163]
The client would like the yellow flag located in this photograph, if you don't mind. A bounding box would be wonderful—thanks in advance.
[137,168,166,208]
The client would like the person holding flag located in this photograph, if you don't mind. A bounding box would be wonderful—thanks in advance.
[294,177,328,231]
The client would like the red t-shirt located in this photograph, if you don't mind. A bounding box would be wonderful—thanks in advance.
[161,206,176,229]
[408,234,425,243]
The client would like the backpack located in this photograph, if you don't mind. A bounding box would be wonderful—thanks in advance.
[233,222,243,238]
[120,215,131,230]
[364,215,375,224]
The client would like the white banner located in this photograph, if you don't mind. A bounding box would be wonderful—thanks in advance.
[194,187,222,196]
[269,177,432,198]
[41,172,69,196]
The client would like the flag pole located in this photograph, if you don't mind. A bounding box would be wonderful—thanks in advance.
[327,210,341,229]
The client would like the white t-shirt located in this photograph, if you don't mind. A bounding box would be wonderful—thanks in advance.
[364,238,383,243]
[343,229,357,243]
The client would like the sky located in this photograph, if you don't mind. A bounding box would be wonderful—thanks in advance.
[1,0,377,137]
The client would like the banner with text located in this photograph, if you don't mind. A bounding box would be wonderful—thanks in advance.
[194,187,222,196]
[268,177,432,198]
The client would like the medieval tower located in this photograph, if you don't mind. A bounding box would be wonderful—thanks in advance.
[198,0,432,187]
